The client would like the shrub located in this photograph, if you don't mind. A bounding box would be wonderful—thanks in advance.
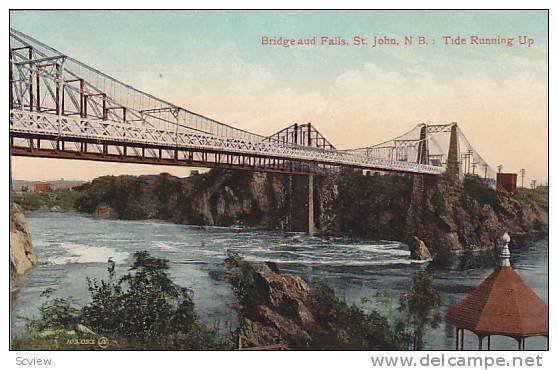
[224,250,258,318]
[463,175,501,211]
[13,190,82,211]
[23,289,81,334]
[399,272,442,350]
[20,251,230,350]
[83,251,198,339]
[307,280,408,350]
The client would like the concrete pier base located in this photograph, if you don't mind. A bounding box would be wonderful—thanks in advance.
[308,174,315,235]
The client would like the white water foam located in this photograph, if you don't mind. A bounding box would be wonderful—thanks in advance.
[243,256,415,266]
[410,258,432,264]
[353,244,410,256]
[154,241,176,251]
[49,242,128,265]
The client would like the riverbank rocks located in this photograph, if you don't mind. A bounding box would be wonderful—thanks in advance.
[49,205,62,212]
[10,203,37,301]
[409,236,432,261]
[240,263,314,349]
[94,203,118,219]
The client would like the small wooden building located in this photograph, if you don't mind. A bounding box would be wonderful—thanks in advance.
[34,182,53,192]
[445,233,548,350]
[496,173,517,196]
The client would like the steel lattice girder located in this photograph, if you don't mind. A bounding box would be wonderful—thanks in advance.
[10,110,444,175]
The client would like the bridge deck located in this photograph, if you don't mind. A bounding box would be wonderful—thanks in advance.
[10,110,444,176]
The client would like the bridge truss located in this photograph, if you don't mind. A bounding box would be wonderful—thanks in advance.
[9,28,492,178]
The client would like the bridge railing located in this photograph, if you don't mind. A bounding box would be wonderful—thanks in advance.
[10,109,444,175]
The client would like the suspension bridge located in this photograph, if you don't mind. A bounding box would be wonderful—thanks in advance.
[9,28,495,181]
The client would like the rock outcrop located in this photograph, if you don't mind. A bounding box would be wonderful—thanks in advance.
[320,171,548,257]
[94,203,118,219]
[233,260,408,350]
[240,263,314,348]
[409,236,432,261]
[10,203,37,302]
[74,171,299,230]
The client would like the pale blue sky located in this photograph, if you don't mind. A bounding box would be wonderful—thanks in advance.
[10,10,548,87]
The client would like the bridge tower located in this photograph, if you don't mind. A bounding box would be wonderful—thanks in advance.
[416,124,429,165]
[445,123,460,180]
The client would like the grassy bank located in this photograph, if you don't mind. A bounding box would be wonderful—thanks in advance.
[12,190,82,212]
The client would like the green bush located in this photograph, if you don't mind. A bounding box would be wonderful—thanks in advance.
[83,251,198,339]
[307,280,409,350]
[399,272,442,350]
[224,250,258,318]
[20,251,232,350]
[462,175,501,211]
[13,190,82,211]
[22,289,81,334]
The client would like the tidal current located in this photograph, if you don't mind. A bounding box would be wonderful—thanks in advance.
[10,212,548,350]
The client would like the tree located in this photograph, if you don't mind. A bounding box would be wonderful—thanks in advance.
[399,272,442,350]
[82,251,198,340]
[307,280,408,350]
[24,251,229,349]
[223,250,259,348]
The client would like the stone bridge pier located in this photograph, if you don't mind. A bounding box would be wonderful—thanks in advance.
[288,173,318,234]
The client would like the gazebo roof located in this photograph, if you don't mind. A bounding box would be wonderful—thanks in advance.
[445,265,548,337]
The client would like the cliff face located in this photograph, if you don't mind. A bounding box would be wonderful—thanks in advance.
[75,171,295,230]
[240,262,314,349]
[320,172,548,256]
[10,203,37,298]
[73,170,548,255]
[233,260,407,350]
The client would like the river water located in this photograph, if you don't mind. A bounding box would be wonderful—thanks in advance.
[11,212,548,350]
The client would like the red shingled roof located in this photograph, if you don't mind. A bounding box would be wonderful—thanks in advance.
[445,266,548,337]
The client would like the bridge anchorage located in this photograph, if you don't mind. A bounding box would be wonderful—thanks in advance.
[9,28,495,233]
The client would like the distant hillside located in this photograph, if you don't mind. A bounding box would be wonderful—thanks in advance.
[12,179,85,192]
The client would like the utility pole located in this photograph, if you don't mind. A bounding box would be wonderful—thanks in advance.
[467,150,473,174]
[520,169,526,188]
[462,153,471,174]
[497,165,503,173]
[531,180,537,190]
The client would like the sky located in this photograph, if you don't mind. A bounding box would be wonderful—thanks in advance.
[10,10,548,183]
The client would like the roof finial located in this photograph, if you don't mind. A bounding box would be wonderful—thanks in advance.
[500,232,511,267]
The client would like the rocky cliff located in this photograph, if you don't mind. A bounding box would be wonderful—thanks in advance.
[75,170,293,229]
[10,203,37,302]
[239,262,314,349]
[321,171,548,257]
[228,259,406,350]
[72,170,548,257]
